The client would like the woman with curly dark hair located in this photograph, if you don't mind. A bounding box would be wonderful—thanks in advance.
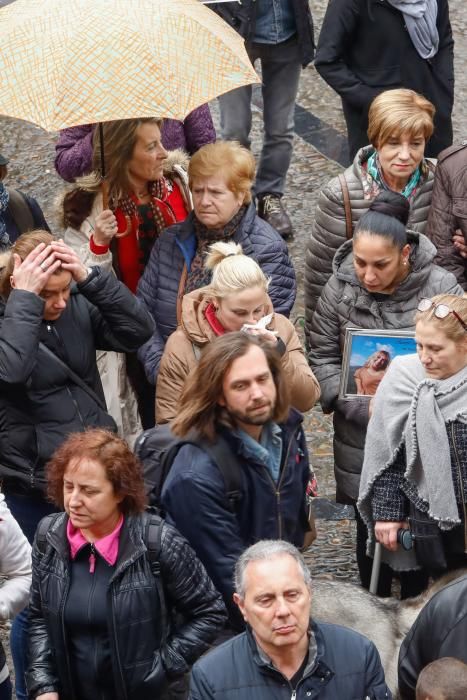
[26,429,226,700]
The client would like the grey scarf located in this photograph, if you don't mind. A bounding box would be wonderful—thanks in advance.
[387,0,439,59]
[358,354,467,570]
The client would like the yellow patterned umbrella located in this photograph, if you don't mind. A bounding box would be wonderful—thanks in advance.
[0,0,258,131]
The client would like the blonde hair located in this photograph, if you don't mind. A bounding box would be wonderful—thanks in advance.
[0,230,58,298]
[188,141,255,204]
[415,294,467,343]
[78,117,163,204]
[204,241,269,299]
[368,89,435,148]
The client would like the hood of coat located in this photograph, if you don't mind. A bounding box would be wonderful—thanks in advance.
[180,287,275,345]
[332,230,437,293]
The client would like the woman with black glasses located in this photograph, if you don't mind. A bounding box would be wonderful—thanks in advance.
[308,190,463,598]
[359,295,467,585]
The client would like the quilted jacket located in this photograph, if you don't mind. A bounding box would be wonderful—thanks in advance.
[308,233,462,503]
[304,146,435,337]
[137,202,296,384]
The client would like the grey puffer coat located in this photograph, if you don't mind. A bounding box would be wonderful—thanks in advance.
[304,146,435,334]
[308,233,463,503]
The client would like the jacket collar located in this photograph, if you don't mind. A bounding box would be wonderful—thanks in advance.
[247,620,333,684]
[219,407,303,457]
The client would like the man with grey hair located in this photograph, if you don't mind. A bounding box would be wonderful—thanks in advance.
[190,540,391,699]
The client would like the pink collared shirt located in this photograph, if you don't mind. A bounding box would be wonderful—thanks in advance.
[67,514,124,573]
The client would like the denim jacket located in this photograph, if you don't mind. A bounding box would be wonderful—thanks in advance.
[254,0,297,44]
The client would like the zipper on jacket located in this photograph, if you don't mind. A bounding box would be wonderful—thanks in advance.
[109,587,128,700]
[59,568,77,700]
[451,423,467,553]
[290,690,296,700]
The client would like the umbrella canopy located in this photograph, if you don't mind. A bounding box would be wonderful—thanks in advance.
[0,0,258,131]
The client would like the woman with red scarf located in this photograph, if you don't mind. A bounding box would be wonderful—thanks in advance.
[63,117,190,434]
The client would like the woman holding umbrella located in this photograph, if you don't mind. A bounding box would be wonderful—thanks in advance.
[63,117,190,432]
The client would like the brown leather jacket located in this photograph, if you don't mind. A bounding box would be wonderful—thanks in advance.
[426,143,467,290]
[155,289,320,424]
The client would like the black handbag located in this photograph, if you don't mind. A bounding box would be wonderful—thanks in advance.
[409,502,447,570]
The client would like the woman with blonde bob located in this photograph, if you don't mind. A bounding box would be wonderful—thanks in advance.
[359,294,467,587]
[62,116,191,434]
[137,140,296,389]
[305,88,436,333]
[156,241,319,423]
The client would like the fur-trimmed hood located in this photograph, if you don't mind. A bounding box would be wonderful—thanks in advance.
[57,148,190,230]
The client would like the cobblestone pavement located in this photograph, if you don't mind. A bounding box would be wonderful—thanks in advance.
[1,0,466,676]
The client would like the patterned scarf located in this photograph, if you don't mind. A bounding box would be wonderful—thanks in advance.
[185,205,247,294]
[365,152,423,200]
[0,183,10,245]
[116,178,169,236]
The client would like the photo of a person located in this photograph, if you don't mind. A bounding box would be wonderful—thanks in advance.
[340,329,417,398]
[354,350,391,396]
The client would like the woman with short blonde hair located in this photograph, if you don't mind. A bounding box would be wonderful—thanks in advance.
[305,88,437,331]
[156,240,318,424]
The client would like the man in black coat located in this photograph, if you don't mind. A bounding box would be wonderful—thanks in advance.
[314,0,454,160]
[209,0,315,237]
[398,573,467,700]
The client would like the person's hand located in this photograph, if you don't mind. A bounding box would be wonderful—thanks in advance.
[243,326,278,345]
[93,209,118,247]
[453,230,467,259]
[10,242,62,295]
[36,693,59,700]
[374,520,408,552]
[50,239,88,283]
[368,397,375,417]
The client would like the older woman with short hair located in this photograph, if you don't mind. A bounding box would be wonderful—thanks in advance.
[305,88,436,334]
[137,140,296,386]
[26,429,226,700]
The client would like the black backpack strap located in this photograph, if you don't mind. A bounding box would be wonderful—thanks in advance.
[144,511,167,641]
[195,435,243,513]
[35,512,62,554]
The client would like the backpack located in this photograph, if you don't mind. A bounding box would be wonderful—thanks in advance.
[36,509,168,639]
[134,424,242,513]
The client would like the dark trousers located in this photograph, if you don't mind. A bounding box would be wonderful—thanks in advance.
[355,509,429,599]
[4,492,58,700]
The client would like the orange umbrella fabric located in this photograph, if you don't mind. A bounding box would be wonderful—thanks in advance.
[0,0,258,131]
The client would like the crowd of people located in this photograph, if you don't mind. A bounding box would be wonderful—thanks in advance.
[0,1,466,699]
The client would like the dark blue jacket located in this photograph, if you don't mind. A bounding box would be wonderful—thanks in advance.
[161,410,309,630]
[190,622,392,699]
[136,203,296,383]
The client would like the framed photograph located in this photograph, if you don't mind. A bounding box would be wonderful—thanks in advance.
[339,328,417,399]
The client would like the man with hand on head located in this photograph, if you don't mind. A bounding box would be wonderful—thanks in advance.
[190,540,392,699]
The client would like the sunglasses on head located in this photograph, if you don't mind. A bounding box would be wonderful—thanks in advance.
[417,298,467,331]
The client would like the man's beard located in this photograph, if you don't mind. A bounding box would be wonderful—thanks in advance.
[227,401,275,427]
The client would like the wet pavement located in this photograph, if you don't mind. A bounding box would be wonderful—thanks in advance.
[1,4,467,674]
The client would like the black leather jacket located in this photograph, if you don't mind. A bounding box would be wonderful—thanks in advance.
[398,573,467,700]
[26,512,227,700]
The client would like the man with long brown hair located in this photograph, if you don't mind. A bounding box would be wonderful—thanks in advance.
[161,332,313,631]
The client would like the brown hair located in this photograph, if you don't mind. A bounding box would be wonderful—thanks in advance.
[188,141,255,205]
[0,230,57,298]
[171,332,290,441]
[416,657,467,700]
[63,117,164,226]
[368,89,435,148]
[415,294,467,344]
[47,429,147,515]
[0,164,7,181]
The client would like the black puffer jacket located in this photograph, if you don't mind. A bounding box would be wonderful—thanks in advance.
[398,573,467,700]
[0,267,154,495]
[209,0,315,67]
[26,512,227,700]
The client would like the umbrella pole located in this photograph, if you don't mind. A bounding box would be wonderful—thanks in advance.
[99,122,109,210]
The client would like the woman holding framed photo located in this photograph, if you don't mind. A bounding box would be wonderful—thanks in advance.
[307,190,463,597]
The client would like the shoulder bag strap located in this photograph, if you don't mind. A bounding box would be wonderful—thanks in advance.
[337,173,353,240]
[197,435,243,512]
[38,341,106,411]
[36,512,62,554]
